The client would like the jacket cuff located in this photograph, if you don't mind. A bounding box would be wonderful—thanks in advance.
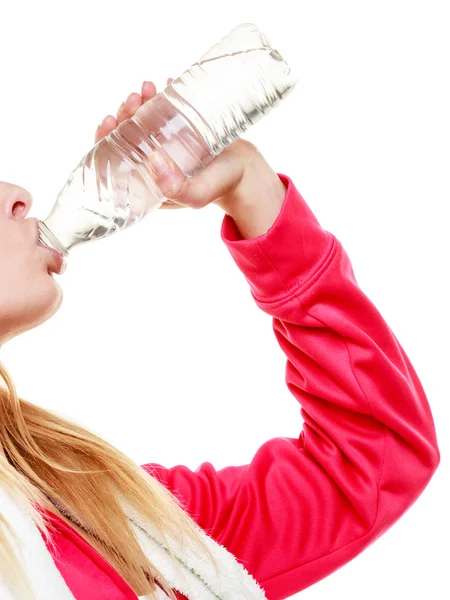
[220,173,335,301]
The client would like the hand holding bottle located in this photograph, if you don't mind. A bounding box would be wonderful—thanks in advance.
[37,24,296,254]
[95,78,287,238]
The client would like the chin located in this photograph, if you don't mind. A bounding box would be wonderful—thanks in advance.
[26,274,64,332]
[0,272,64,344]
[41,274,64,318]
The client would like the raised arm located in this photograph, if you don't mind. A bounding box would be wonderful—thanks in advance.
[142,173,440,600]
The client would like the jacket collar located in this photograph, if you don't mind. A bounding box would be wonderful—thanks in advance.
[0,485,267,600]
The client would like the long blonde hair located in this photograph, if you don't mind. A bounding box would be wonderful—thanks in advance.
[0,361,218,599]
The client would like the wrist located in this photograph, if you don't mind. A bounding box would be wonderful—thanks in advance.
[223,152,287,239]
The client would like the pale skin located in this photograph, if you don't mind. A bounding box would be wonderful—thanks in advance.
[0,78,286,348]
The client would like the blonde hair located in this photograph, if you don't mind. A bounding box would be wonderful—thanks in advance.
[0,361,218,599]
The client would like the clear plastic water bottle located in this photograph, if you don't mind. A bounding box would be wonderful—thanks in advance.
[37,22,299,260]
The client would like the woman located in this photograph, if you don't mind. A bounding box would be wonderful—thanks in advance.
[0,79,440,600]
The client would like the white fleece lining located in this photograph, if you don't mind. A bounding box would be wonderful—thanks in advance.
[0,485,268,600]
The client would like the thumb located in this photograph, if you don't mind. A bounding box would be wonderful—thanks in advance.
[148,141,253,209]
[148,150,185,206]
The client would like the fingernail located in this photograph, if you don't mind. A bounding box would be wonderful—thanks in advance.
[149,151,171,176]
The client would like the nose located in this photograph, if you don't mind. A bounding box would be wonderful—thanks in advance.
[0,182,33,219]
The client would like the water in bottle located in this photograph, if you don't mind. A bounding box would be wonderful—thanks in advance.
[37,23,299,260]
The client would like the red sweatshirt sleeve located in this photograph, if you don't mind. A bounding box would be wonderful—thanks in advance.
[141,173,440,600]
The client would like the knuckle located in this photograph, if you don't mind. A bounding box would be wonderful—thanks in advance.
[227,139,261,166]
[237,139,263,169]
[234,138,258,154]
[170,182,190,205]
[189,181,212,209]
[244,141,261,160]
[190,201,204,210]
[169,180,205,209]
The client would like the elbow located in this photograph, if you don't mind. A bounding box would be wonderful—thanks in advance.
[409,435,441,495]
[421,425,441,481]
[376,430,440,527]
[428,440,441,477]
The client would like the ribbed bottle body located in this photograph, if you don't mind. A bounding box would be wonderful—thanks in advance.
[39,94,212,255]
[165,22,299,155]
[37,22,298,257]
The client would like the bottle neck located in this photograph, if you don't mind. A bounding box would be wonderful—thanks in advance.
[37,221,69,257]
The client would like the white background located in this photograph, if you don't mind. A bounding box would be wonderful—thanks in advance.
[0,1,448,598]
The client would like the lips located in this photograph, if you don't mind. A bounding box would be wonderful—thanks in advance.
[38,241,66,275]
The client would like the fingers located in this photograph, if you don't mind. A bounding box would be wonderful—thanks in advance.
[96,91,140,144]
[142,80,157,102]
[149,140,255,210]
[95,80,162,144]
[95,115,118,144]
[116,92,142,124]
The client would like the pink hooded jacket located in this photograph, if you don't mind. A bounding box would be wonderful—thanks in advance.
[37,173,440,599]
